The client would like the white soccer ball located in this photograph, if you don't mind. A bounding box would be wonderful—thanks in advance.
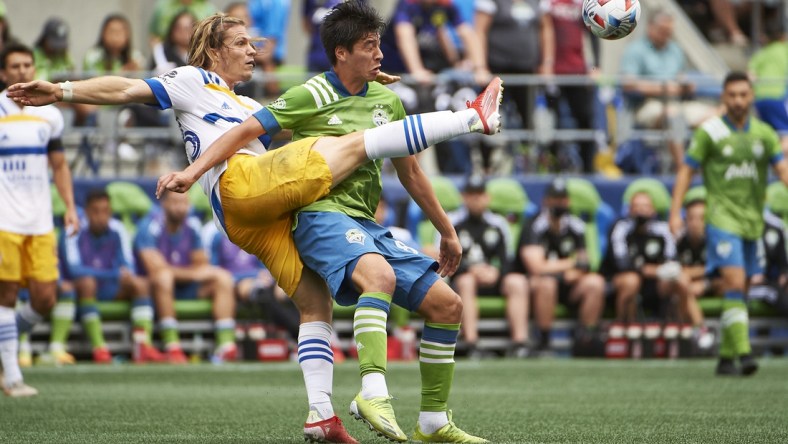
[583,0,641,40]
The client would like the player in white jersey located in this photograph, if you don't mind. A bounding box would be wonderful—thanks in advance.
[0,43,78,398]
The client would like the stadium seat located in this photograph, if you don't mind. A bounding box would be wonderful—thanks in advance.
[566,178,608,271]
[621,178,671,218]
[188,184,212,223]
[276,65,308,93]
[408,176,462,246]
[486,177,530,249]
[683,185,707,205]
[97,300,214,321]
[51,184,66,235]
[766,182,788,225]
[106,181,154,236]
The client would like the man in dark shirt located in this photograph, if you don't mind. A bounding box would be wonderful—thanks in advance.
[449,175,529,358]
[748,211,788,315]
[519,178,604,353]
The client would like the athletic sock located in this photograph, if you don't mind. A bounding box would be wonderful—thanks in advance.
[298,321,335,420]
[160,317,180,348]
[418,322,460,433]
[0,306,22,387]
[49,289,76,350]
[131,298,154,344]
[78,298,106,349]
[354,292,392,399]
[15,302,43,335]
[214,318,236,347]
[363,110,477,159]
[722,294,751,356]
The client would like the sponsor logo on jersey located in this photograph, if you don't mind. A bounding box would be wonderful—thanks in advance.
[753,141,764,159]
[160,70,178,84]
[724,161,758,181]
[270,98,286,110]
[372,104,390,127]
[722,145,734,157]
[716,241,732,259]
[327,114,343,125]
[345,228,366,245]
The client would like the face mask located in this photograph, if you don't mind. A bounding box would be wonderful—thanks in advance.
[550,206,569,218]
[634,215,652,227]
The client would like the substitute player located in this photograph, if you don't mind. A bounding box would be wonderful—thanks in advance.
[670,71,788,376]
[0,43,78,397]
[9,12,501,441]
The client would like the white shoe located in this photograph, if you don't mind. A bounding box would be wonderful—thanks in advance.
[3,381,39,397]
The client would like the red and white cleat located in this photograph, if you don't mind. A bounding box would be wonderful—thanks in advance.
[212,343,238,364]
[467,76,503,135]
[92,347,112,364]
[134,343,167,363]
[304,412,359,444]
[166,345,188,364]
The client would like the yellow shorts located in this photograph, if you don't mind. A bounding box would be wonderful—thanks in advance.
[0,230,59,284]
[219,136,332,296]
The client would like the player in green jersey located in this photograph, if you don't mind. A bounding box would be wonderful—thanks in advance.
[670,72,788,376]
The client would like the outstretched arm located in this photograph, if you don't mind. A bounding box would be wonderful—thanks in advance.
[8,77,154,106]
[669,163,695,236]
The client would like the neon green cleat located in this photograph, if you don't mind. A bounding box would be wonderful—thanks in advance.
[349,393,407,442]
[413,411,489,443]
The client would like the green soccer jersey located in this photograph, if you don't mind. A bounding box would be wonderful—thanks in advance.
[254,72,406,220]
[687,115,782,240]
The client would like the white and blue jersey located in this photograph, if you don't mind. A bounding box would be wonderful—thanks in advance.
[143,66,268,235]
[0,90,64,235]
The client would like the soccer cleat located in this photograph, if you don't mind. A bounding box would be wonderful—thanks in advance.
[303,411,359,444]
[211,343,238,364]
[739,354,759,376]
[467,76,503,135]
[134,343,167,363]
[166,346,188,364]
[38,350,76,366]
[3,381,39,398]
[413,411,488,443]
[349,393,407,442]
[93,347,112,364]
[715,358,738,376]
[18,350,32,368]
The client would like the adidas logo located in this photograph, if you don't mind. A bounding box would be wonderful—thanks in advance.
[221,102,231,110]
[327,114,343,125]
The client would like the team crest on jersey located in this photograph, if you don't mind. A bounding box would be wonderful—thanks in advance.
[645,240,661,258]
[560,238,575,255]
[716,241,732,259]
[752,141,764,159]
[183,130,201,162]
[345,229,366,245]
[722,145,734,157]
[372,104,390,127]
[483,228,500,247]
[765,229,779,248]
[270,98,286,110]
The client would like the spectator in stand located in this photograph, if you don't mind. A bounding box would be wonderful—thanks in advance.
[620,11,714,170]
[83,14,144,74]
[375,194,420,252]
[149,0,217,44]
[33,18,74,82]
[48,189,165,364]
[449,175,530,358]
[749,21,788,157]
[540,0,599,173]
[248,0,290,96]
[675,198,717,346]
[748,211,788,316]
[602,192,685,322]
[679,0,748,45]
[302,0,342,73]
[203,223,300,341]
[150,10,196,76]
[133,190,237,363]
[0,1,19,91]
[518,178,604,354]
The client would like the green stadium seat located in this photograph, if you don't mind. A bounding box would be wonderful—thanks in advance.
[766,182,788,226]
[106,181,153,236]
[567,178,603,271]
[622,178,671,217]
[276,65,308,93]
[188,184,212,223]
[683,186,707,205]
[417,176,462,246]
[51,183,66,218]
[486,177,529,248]
[97,300,215,321]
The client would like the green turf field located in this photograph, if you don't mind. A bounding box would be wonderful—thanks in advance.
[2,358,787,443]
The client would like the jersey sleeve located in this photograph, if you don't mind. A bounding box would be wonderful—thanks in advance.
[686,126,712,168]
[133,218,159,251]
[111,219,134,269]
[765,124,784,165]
[252,84,319,136]
[143,66,205,111]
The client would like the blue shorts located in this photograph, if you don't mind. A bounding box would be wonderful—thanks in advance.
[175,283,200,300]
[706,225,764,278]
[755,99,788,135]
[96,278,120,301]
[293,212,439,311]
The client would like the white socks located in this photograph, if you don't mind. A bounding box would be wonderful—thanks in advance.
[360,372,389,400]
[363,110,476,159]
[0,306,23,387]
[419,411,450,434]
[298,321,335,420]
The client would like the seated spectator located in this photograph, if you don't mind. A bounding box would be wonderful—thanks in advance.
[302,0,342,73]
[679,0,748,45]
[149,0,217,45]
[82,14,144,74]
[375,194,419,252]
[748,211,788,316]
[519,178,604,354]
[675,199,717,346]
[247,0,290,96]
[749,21,788,156]
[448,175,530,358]
[134,190,236,363]
[150,10,195,76]
[47,189,165,364]
[620,11,714,170]
[602,191,685,322]
[203,223,300,341]
[0,1,20,91]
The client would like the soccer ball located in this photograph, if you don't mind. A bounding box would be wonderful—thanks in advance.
[583,0,641,41]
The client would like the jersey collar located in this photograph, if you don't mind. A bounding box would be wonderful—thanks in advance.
[325,69,368,98]
[722,115,750,132]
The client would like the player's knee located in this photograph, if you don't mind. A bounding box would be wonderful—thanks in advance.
[31,292,56,314]
[151,268,175,292]
[439,292,463,323]
[75,277,97,299]
[503,274,528,300]
[586,274,605,294]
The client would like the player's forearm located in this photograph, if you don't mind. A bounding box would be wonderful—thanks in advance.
[775,159,788,187]
[458,25,488,73]
[395,24,428,73]
[59,77,151,105]
[540,15,556,71]
[534,258,575,276]
[184,118,265,180]
[641,264,659,279]
[51,156,76,213]
[670,164,694,218]
[684,265,706,280]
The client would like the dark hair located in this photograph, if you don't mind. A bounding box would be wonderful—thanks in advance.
[96,14,133,71]
[165,9,197,46]
[684,199,705,210]
[723,71,751,88]
[85,188,110,206]
[0,42,34,69]
[320,0,385,66]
